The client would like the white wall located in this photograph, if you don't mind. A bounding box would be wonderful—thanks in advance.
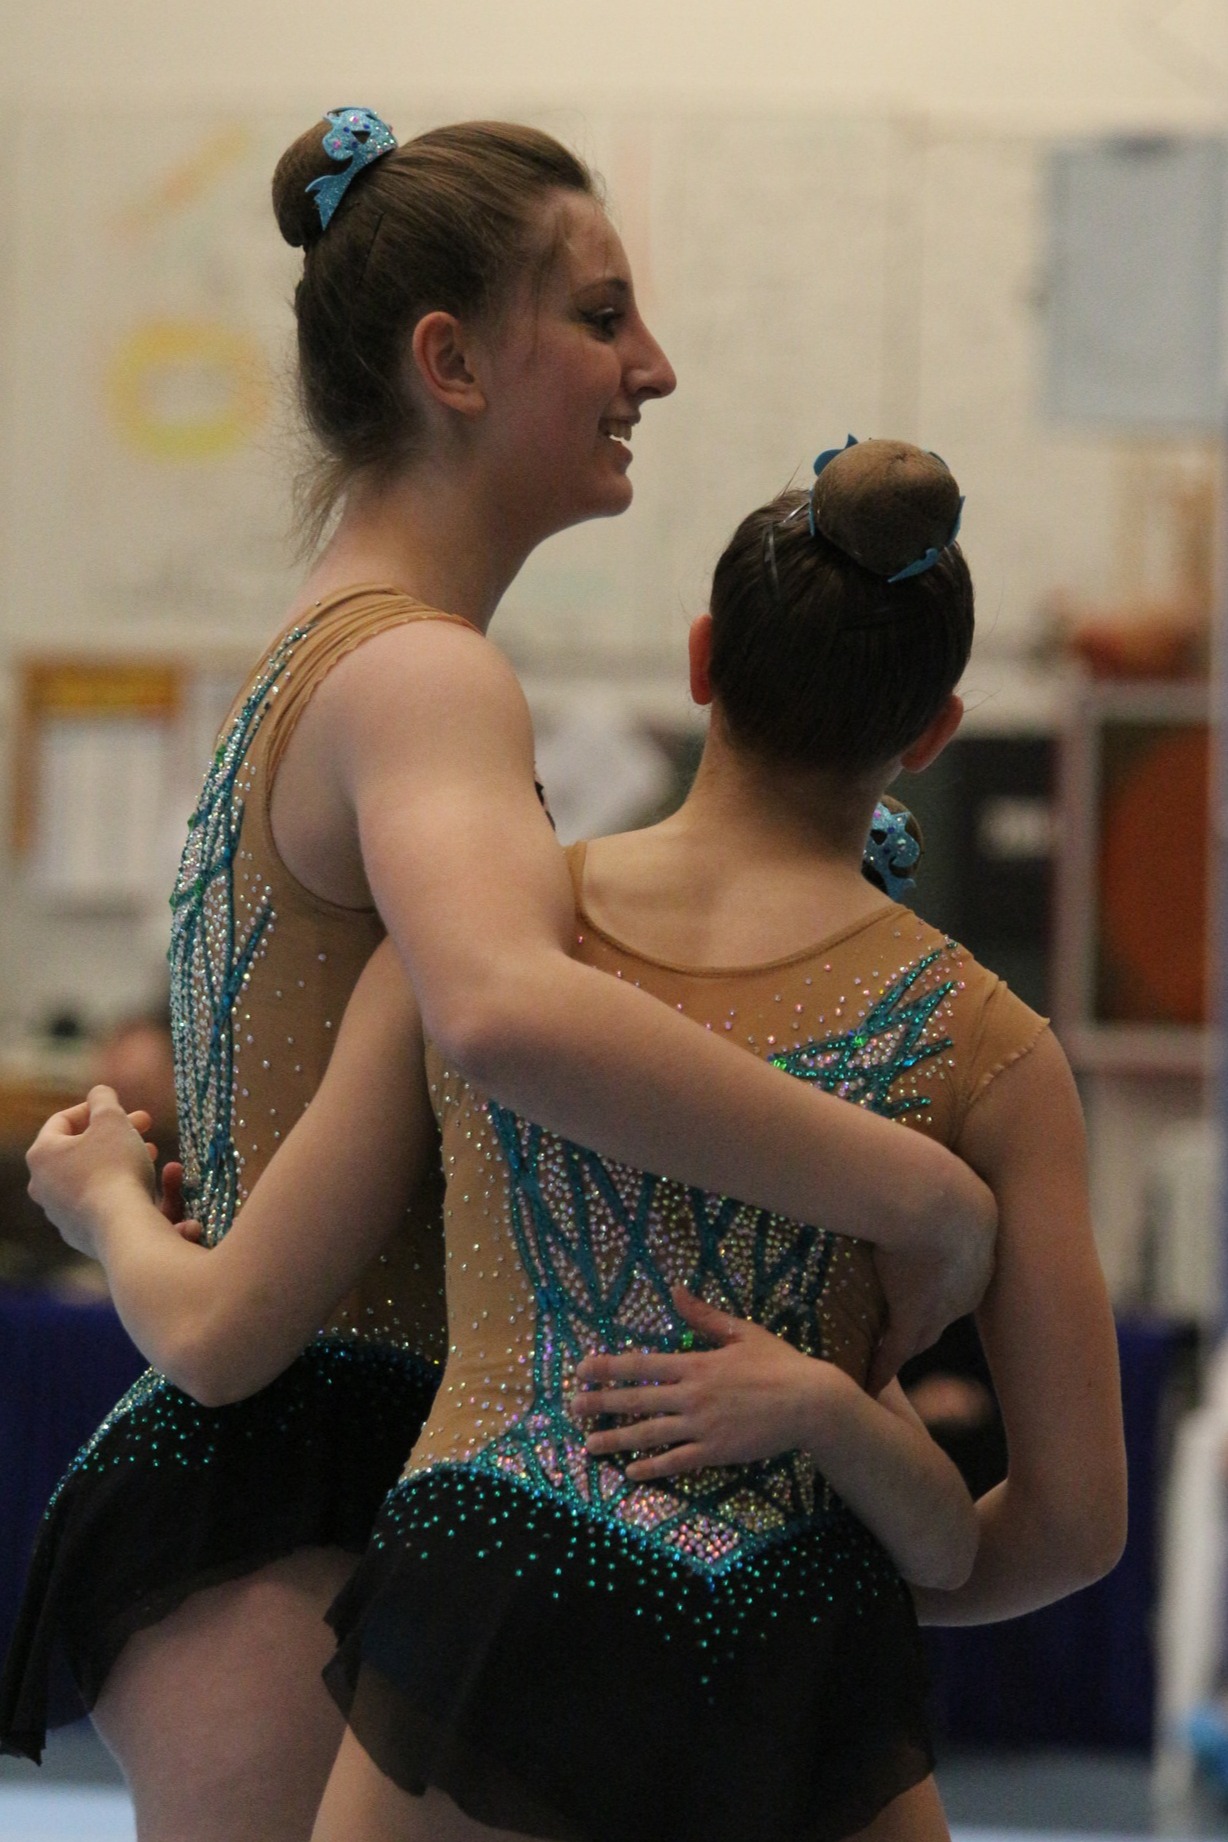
[7,0,1228,129]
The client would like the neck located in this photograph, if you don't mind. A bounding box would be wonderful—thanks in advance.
[670,721,886,881]
[301,454,541,633]
[578,718,897,968]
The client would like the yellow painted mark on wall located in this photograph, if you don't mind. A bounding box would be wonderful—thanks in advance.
[116,124,253,238]
[107,319,268,460]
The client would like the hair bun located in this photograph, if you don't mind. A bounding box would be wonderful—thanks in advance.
[812,438,962,580]
[272,121,340,250]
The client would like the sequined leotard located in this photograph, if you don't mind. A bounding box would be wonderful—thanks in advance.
[0,588,470,1761]
[325,846,1046,1842]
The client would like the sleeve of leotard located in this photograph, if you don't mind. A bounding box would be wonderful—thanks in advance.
[953,974,1050,1138]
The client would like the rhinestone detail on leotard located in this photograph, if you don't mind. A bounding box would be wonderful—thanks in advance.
[167,625,310,1245]
[405,945,958,1581]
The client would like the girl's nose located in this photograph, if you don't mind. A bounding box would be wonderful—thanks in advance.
[631,323,677,402]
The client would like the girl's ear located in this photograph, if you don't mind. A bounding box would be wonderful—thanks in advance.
[900,693,963,773]
[409,311,488,417]
[688,614,714,706]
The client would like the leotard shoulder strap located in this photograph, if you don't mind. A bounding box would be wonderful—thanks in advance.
[262,584,480,785]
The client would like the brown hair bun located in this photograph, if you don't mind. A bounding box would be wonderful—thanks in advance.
[272,120,350,250]
[811,438,961,580]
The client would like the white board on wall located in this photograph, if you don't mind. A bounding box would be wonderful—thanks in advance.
[1045,136,1228,431]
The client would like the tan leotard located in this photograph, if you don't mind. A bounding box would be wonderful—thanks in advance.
[409,841,1046,1490]
[0,588,481,1759]
[170,584,479,1360]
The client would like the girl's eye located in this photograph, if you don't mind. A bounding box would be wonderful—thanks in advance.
[585,309,621,339]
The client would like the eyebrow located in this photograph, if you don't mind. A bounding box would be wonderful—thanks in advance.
[574,275,631,299]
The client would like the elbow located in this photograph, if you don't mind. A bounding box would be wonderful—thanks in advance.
[156,1317,263,1408]
[157,1340,234,1409]
[1069,1495,1128,1588]
[1060,1456,1129,1588]
[1019,1469,1129,1595]
[908,1511,979,1593]
[902,1149,997,1269]
[425,973,548,1097]
[939,1162,998,1261]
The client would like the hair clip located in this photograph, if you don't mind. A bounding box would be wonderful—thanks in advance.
[762,500,810,605]
[863,801,921,900]
[762,526,783,603]
[307,107,397,233]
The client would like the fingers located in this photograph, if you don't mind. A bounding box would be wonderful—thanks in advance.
[86,1084,125,1116]
[126,1110,153,1134]
[177,1219,205,1244]
[583,1415,686,1455]
[671,1284,740,1344]
[625,1444,707,1482]
[574,1351,685,1387]
[31,1100,91,1147]
[159,1162,186,1225]
[571,1382,679,1420]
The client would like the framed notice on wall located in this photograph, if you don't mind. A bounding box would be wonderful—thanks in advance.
[12,656,244,911]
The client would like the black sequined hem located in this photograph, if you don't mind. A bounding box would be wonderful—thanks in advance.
[325,1465,933,1842]
[0,1337,438,1762]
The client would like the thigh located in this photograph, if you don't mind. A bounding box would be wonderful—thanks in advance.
[93,1545,355,1842]
[312,1730,544,1842]
[842,1775,950,1842]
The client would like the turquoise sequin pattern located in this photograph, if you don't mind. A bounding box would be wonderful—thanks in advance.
[437,947,958,1581]
[769,947,955,1115]
[167,624,311,1245]
[479,1115,836,1574]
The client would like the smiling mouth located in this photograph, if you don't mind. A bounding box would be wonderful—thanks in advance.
[600,419,635,441]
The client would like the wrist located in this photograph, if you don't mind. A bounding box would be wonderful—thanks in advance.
[85,1170,155,1245]
[795,1356,857,1464]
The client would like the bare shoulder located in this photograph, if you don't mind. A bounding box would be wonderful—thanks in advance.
[320,619,526,724]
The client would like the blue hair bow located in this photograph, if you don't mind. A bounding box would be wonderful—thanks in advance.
[863,801,921,900]
[307,107,397,233]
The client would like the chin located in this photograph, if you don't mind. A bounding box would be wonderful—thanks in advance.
[598,476,635,517]
[556,484,634,531]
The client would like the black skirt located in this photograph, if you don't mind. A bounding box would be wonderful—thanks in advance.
[0,1336,438,1763]
[325,1464,933,1842]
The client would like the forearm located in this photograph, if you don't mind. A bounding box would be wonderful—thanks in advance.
[802,1369,978,1591]
[442,952,991,1255]
[913,1475,1125,1624]
[90,1185,221,1394]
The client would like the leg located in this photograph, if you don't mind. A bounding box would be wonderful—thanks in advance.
[312,1730,544,1842]
[92,1546,356,1842]
[842,1775,951,1842]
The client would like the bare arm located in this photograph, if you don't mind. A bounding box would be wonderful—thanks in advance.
[316,622,995,1360]
[26,942,434,1407]
[912,1028,1127,1624]
[573,1288,977,1591]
